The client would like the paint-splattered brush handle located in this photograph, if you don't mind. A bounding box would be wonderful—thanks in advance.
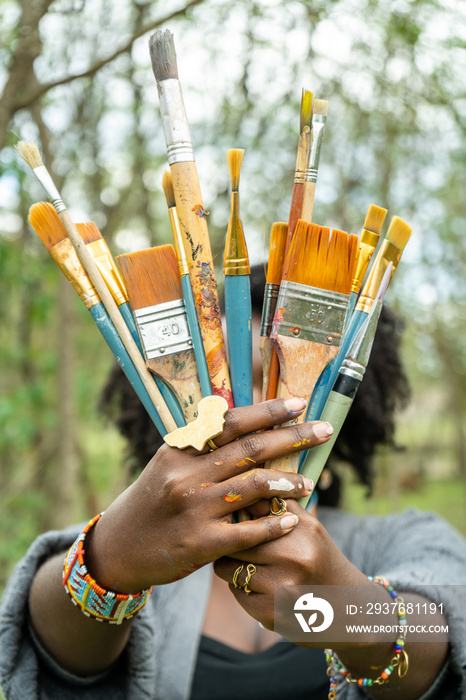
[225,274,253,407]
[119,300,186,427]
[89,302,168,436]
[259,335,273,401]
[147,349,203,424]
[181,273,212,398]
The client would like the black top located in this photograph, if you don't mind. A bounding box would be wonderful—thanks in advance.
[190,635,329,700]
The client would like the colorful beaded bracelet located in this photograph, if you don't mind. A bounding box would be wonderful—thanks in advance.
[63,513,153,625]
[325,576,409,699]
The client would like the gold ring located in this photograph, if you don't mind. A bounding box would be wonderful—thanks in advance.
[269,497,287,516]
[207,438,219,451]
[232,564,244,589]
[242,564,256,595]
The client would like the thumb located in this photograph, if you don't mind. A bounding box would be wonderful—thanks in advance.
[219,513,299,556]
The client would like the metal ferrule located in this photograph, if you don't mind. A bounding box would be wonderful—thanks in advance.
[304,117,326,183]
[50,239,100,309]
[33,166,66,213]
[342,298,384,374]
[294,126,311,184]
[271,280,348,346]
[134,298,192,358]
[356,240,401,313]
[260,283,279,337]
[223,192,250,276]
[169,207,189,277]
[86,239,128,306]
[351,228,380,294]
[339,357,365,382]
[157,79,194,164]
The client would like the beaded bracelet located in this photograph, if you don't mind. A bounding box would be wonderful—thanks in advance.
[325,576,409,699]
[63,513,153,625]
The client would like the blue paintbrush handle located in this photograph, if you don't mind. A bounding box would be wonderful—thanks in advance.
[89,302,167,437]
[119,300,185,427]
[181,275,212,398]
[225,275,253,407]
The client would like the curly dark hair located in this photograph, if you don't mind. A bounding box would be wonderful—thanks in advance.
[100,264,410,507]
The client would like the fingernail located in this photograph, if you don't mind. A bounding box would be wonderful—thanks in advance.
[280,514,299,530]
[303,477,314,492]
[313,421,334,438]
[284,397,307,412]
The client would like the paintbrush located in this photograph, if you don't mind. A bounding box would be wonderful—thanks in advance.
[347,204,388,319]
[299,264,393,504]
[28,202,169,437]
[286,89,313,247]
[161,169,212,399]
[300,99,328,223]
[224,148,253,407]
[269,221,357,472]
[259,222,287,400]
[117,246,204,424]
[309,215,413,424]
[149,29,232,408]
[79,221,186,428]
[16,141,177,434]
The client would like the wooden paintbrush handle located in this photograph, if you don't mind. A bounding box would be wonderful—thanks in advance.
[287,183,304,249]
[300,181,316,223]
[147,349,203,424]
[169,161,233,408]
[259,335,273,401]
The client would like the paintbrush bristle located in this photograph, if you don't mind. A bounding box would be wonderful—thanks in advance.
[363,204,387,234]
[78,222,102,244]
[266,222,287,285]
[28,202,66,248]
[149,29,178,82]
[117,245,182,310]
[300,89,313,132]
[286,222,353,294]
[162,170,176,209]
[281,220,310,281]
[386,216,412,252]
[16,141,43,169]
[313,99,328,117]
[347,233,359,283]
[227,149,244,192]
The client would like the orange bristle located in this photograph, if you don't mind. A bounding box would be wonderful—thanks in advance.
[313,225,329,289]
[78,222,103,245]
[117,245,182,310]
[28,202,67,249]
[282,219,309,282]
[347,233,359,283]
[266,223,287,286]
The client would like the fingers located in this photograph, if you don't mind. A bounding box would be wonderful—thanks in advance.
[213,511,300,560]
[212,398,308,448]
[202,419,333,482]
[213,470,313,514]
[214,556,266,594]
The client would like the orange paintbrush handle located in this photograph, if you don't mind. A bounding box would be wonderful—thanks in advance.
[287,183,304,250]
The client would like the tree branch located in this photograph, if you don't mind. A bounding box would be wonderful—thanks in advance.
[15,0,207,109]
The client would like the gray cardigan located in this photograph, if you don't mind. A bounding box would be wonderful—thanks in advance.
[1,507,465,699]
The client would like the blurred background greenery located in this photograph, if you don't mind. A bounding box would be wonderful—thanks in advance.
[1,0,465,593]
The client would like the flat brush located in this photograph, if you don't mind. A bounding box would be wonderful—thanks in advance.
[309,215,413,424]
[149,29,232,407]
[298,264,392,501]
[300,99,328,223]
[224,148,253,407]
[79,221,186,428]
[269,221,357,472]
[117,246,203,423]
[16,140,177,434]
[259,222,287,400]
[161,169,212,398]
[28,202,168,437]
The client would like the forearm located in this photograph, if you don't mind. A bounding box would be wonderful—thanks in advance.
[28,552,134,676]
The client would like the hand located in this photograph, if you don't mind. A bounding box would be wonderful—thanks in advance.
[213,500,367,634]
[86,398,334,592]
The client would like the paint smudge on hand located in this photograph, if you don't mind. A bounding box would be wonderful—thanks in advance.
[224,491,242,503]
[182,485,196,497]
[267,477,295,491]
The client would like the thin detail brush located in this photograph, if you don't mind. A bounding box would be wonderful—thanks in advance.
[300,99,328,223]
[16,141,177,434]
[286,89,313,247]
[298,264,392,499]
[224,148,253,407]
[117,246,203,424]
[259,222,287,400]
[149,30,232,407]
[79,221,186,428]
[162,170,212,399]
[28,203,169,437]
[269,221,357,472]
